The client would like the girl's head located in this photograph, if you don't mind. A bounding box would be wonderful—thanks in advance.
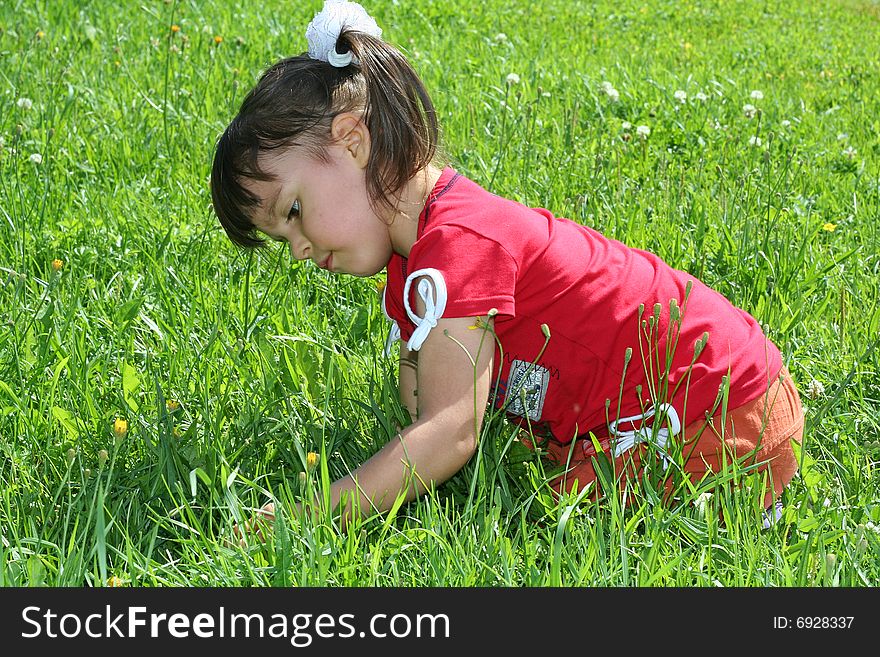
[211,2,439,249]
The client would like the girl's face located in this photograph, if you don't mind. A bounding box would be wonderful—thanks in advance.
[246,138,394,277]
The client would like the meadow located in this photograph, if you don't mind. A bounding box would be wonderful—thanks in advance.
[1,0,878,587]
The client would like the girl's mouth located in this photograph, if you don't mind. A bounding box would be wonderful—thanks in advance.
[320,254,332,271]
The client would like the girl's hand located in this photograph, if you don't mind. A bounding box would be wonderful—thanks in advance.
[230,502,275,546]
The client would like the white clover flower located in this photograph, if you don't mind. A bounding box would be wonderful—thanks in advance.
[843,146,857,159]
[781,119,791,128]
[807,379,825,399]
[17,97,33,110]
[600,81,620,102]
[505,72,520,86]
[636,125,650,139]
[28,152,42,164]
[866,521,880,534]
[750,89,764,100]
[743,103,758,118]
[674,89,687,103]
[837,132,848,141]
[494,32,508,42]
[694,492,713,514]
[622,121,632,130]
[749,135,762,147]
[822,498,832,508]
[695,91,708,102]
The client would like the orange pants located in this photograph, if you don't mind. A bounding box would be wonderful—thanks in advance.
[541,367,804,508]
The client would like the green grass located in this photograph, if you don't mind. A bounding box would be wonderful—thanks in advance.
[1,0,878,586]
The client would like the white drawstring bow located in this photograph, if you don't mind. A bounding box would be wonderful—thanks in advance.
[306,0,382,67]
[609,403,681,469]
[403,268,447,351]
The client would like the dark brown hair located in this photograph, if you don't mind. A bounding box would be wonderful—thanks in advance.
[210,30,439,248]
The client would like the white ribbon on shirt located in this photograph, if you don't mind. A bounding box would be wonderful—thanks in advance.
[402,268,448,351]
[380,284,401,356]
[609,402,681,470]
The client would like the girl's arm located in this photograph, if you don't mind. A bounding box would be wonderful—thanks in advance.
[328,313,494,526]
[240,313,493,539]
[398,342,419,420]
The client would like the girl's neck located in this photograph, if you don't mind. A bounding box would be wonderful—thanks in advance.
[388,164,443,258]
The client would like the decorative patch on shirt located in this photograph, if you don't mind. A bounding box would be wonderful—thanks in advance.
[506,359,550,422]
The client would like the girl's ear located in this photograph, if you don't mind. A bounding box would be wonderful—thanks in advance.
[330,112,371,168]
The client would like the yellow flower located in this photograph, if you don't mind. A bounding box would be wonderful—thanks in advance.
[107,576,125,587]
[36,30,45,40]
[113,417,128,439]
[822,222,836,232]
[170,24,180,33]
[214,35,223,44]
[51,258,63,271]
[306,451,319,471]
[166,399,180,412]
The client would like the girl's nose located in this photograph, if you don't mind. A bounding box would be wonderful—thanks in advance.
[289,237,311,261]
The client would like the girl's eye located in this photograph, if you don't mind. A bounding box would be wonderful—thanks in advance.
[287,199,301,222]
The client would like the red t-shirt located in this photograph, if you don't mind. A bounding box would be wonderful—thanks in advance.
[383,168,782,443]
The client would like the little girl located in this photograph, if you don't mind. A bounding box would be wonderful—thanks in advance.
[211,1,804,529]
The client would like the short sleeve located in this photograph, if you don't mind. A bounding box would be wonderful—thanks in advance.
[408,224,517,318]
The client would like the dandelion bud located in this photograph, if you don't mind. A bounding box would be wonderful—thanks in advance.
[66,448,76,463]
[825,553,837,571]
[857,537,868,555]
[298,471,308,486]
[306,451,319,471]
[98,449,108,467]
[635,384,642,396]
[487,308,498,318]
[624,347,632,365]
[83,468,91,478]
[540,323,551,339]
[685,280,693,299]
[670,299,680,323]
[694,337,705,357]
[113,417,128,440]
[107,576,125,587]
[638,303,645,317]
[653,303,662,320]
[51,258,63,271]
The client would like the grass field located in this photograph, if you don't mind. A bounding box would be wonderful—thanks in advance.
[1,0,878,586]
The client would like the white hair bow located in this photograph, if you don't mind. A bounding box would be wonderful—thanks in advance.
[306,0,382,67]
